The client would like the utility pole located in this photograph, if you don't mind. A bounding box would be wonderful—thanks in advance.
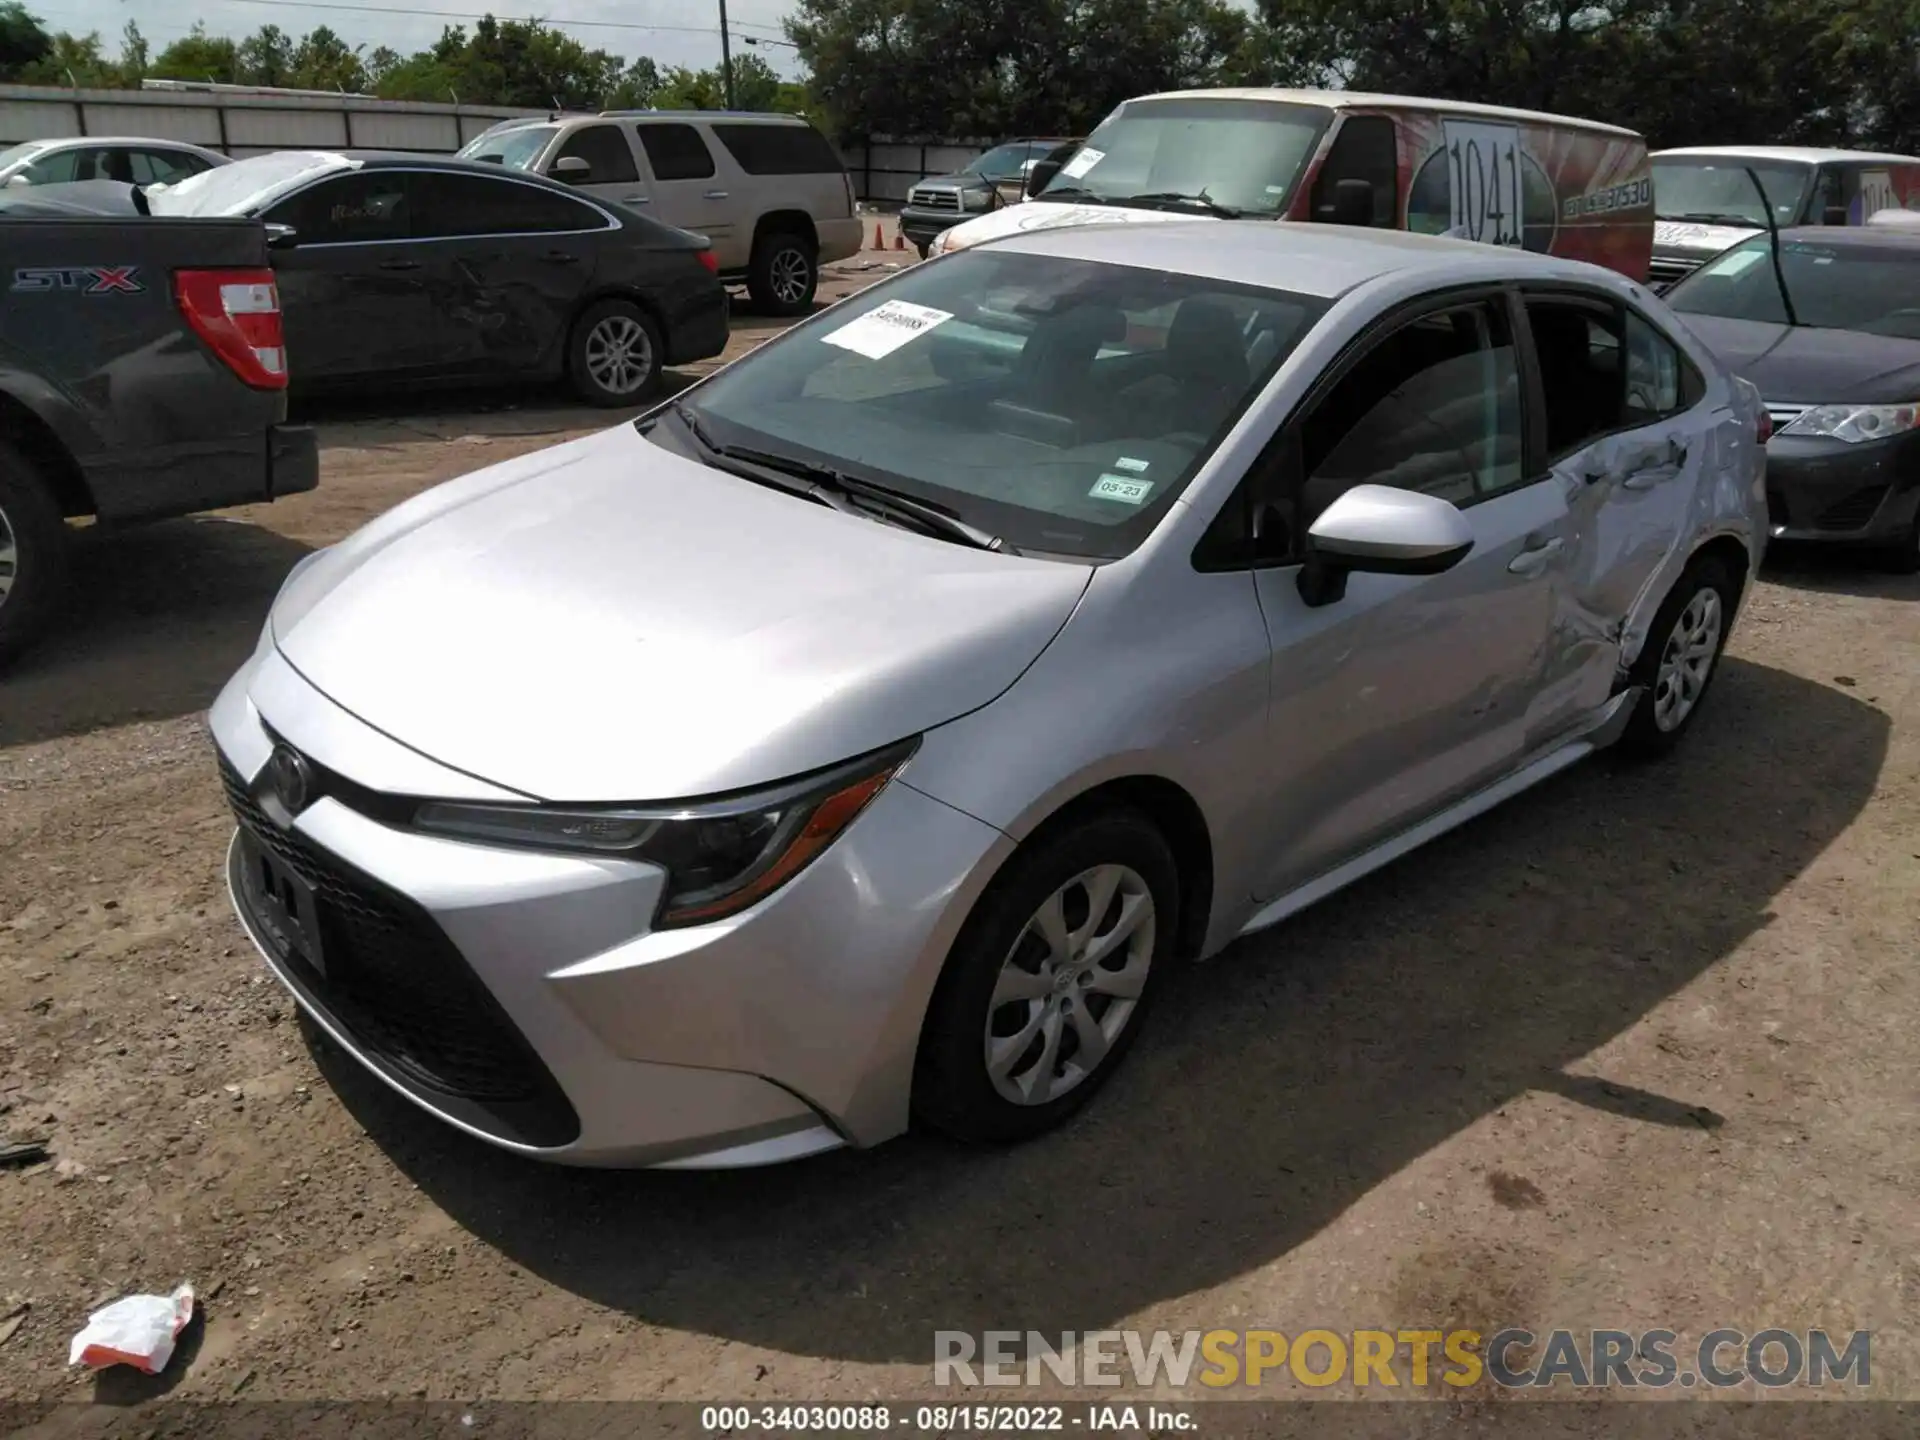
[718,0,736,109]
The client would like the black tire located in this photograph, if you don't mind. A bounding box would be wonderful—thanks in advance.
[1615,553,1739,760]
[566,298,664,407]
[1878,513,1920,575]
[912,808,1179,1146]
[0,443,70,669]
[915,241,931,261]
[747,228,818,316]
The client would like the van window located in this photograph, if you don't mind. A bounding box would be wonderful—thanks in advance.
[1309,115,1397,226]
[710,123,843,176]
[1035,97,1330,218]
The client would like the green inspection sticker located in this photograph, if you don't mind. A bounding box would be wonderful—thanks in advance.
[1090,474,1154,504]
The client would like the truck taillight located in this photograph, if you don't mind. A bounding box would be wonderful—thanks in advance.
[696,249,719,274]
[175,268,287,390]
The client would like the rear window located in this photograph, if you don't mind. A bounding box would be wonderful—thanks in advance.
[710,122,844,177]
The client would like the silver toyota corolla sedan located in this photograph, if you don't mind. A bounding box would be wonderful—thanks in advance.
[211,221,1768,1168]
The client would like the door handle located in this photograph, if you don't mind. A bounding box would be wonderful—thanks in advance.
[621,194,650,204]
[703,189,730,200]
[1507,537,1565,574]
[377,258,421,271]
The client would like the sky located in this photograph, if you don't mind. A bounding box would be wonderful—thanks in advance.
[27,0,807,80]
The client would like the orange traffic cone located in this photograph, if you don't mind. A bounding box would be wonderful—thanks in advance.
[873,221,885,249]
[893,234,906,250]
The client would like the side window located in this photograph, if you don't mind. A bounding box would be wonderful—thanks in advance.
[1623,312,1684,422]
[1527,296,1702,454]
[265,173,410,245]
[1810,167,1846,225]
[636,123,716,182]
[1309,115,1397,227]
[710,122,843,177]
[22,149,82,184]
[409,172,605,238]
[132,149,206,185]
[552,124,639,185]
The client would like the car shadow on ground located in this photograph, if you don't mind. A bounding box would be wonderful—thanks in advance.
[313,656,1889,1365]
[0,518,313,752]
[1761,544,1919,599]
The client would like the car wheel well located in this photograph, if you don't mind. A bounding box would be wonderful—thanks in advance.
[574,288,664,333]
[1018,777,1214,962]
[0,392,91,519]
[1689,534,1751,602]
[753,211,818,251]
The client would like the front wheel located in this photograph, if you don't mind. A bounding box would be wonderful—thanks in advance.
[567,299,664,407]
[1615,554,1738,759]
[912,809,1178,1146]
[747,230,818,316]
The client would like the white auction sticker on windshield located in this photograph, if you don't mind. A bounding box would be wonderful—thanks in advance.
[821,300,954,360]
[1061,147,1105,180]
[1113,457,1151,473]
[1090,474,1154,504]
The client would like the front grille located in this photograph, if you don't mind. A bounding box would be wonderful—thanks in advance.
[1766,402,1811,431]
[910,188,960,211]
[1813,485,1889,532]
[1648,255,1703,289]
[219,752,580,1148]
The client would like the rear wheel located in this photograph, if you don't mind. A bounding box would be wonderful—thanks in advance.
[1615,554,1738,759]
[912,809,1177,1146]
[747,229,818,316]
[567,299,663,407]
[0,443,70,668]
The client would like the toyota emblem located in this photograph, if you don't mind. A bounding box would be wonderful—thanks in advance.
[264,745,314,819]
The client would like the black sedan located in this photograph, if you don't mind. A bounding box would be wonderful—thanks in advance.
[6,151,730,406]
[1665,226,1920,570]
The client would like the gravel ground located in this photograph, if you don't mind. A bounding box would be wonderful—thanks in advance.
[0,250,1916,1409]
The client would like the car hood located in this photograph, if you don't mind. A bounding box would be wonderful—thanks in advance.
[268,424,1094,802]
[1654,218,1761,257]
[933,199,1208,254]
[1673,313,1920,402]
[912,171,987,190]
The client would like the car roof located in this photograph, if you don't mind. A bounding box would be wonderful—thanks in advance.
[1123,88,1641,139]
[34,135,220,150]
[1654,145,1920,165]
[1772,224,1920,250]
[986,219,1625,300]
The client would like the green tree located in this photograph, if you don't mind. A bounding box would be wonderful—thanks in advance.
[237,24,294,87]
[151,21,240,84]
[117,20,148,82]
[290,25,366,92]
[18,28,115,85]
[0,0,51,79]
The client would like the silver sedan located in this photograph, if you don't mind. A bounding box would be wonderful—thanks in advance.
[210,220,1768,1167]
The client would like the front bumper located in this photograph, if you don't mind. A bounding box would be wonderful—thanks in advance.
[208,637,1012,1167]
[1762,430,1920,546]
[900,206,972,247]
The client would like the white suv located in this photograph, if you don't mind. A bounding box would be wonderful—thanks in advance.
[461,111,861,315]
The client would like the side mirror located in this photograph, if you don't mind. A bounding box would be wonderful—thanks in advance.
[551,156,591,183]
[265,222,299,249]
[1026,158,1064,198]
[1330,178,1375,227]
[1296,484,1474,608]
[4,174,32,189]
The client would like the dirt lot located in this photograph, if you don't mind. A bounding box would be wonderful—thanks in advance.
[0,244,1916,1409]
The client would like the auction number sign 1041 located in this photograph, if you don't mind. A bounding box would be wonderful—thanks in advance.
[1444,119,1526,247]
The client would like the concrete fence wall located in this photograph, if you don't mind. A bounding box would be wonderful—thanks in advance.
[842,137,991,203]
[0,83,540,156]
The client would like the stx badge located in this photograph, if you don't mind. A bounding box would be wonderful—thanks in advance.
[10,266,145,294]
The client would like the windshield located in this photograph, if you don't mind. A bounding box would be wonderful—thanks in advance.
[1653,159,1812,228]
[0,141,47,175]
[656,248,1325,559]
[147,152,354,215]
[1036,98,1329,217]
[458,125,556,171]
[1666,234,1920,334]
[966,143,1035,181]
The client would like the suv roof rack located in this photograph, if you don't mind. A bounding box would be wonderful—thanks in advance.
[596,108,805,122]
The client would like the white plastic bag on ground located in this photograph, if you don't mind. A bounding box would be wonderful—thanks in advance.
[68,1283,196,1374]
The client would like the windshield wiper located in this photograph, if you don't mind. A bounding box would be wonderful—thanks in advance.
[670,404,1008,552]
[1033,184,1106,204]
[1663,211,1764,228]
[1121,190,1245,219]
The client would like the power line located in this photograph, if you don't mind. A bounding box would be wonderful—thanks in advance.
[144,0,791,37]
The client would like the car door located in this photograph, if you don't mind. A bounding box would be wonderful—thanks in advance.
[631,121,742,267]
[1233,291,1568,899]
[546,121,649,214]
[405,169,602,379]
[1516,289,1714,743]
[261,170,444,385]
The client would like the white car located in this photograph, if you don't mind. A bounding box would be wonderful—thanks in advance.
[0,136,229,189]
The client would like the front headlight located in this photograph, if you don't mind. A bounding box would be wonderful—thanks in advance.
[1779,403,1920,443]
[413,738,918,928]
[961,186,993,212]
